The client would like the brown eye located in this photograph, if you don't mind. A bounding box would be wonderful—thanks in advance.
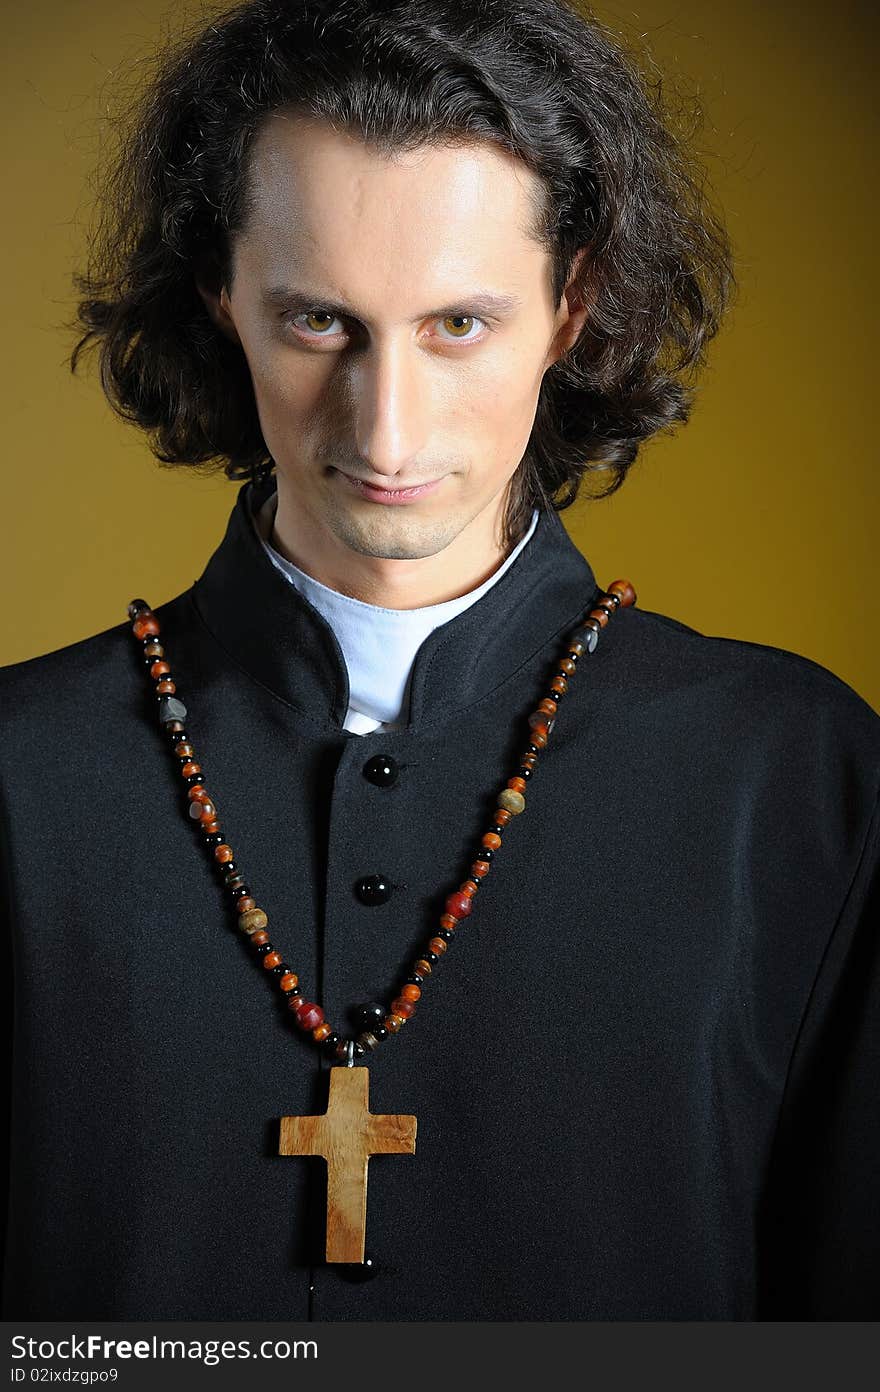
[303,311,338,334]
[441,314,476,338]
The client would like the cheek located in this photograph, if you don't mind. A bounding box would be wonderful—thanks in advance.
[449,344,546,447]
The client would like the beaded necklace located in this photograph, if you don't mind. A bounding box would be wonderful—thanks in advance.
[126,573,635,1266]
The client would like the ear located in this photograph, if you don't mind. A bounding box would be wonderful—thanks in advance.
[545,245,592,370]
[194,253,242,346]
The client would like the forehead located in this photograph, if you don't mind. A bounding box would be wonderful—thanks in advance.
[237,112,549,300]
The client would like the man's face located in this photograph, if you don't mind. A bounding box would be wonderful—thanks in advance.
[206,113,584,566]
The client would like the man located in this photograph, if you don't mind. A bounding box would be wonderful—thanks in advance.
[1,0,878,1321]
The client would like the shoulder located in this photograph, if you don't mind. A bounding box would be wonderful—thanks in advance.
[610,600,879,735]
[597,600,880,812]
[0,590,195,754]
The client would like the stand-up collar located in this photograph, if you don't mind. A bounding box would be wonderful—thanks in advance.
[191,474,601,732]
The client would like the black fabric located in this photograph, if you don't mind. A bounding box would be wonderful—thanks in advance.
[1,474,878,1320]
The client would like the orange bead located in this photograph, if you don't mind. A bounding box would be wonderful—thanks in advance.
[529,727,549,748]
[495,809,512,826]
[608,579,637,607]
[182,762,202,778]
[428,937,447,956]
[482,832,502,850]
[286,995,305,1012]
[558,657,576,675]
[279,972,299,992]
[439,914,458,930]
[174,742,194,758]
[507,776,527,793]
[392,998,415,1018]
[214,844,234,863]
[385,1014,404,1033]
[132,616,160,640]
[198,803,217,823]
[587,607,609,628]
[188,785,207,801]
[149,660,171,680]
[144,640,163,658]
[401,984,421,1002]
[414,959,433,976]
[250,930,269,947]
[202,820,220,833]
[537,699,557,717]
[263,951,282,969]
[313,1023,332,1042]
[156,679,176,694]
[470,861,490,878]
[237,896,256,913]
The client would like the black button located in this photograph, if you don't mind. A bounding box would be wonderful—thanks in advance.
[362,754,399,787]
[355,874,393,906]
[335,1252,381,1282]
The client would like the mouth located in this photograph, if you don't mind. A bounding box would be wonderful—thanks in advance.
[334,470,444,505]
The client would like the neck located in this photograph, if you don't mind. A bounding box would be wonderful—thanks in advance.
[268,477,522,610]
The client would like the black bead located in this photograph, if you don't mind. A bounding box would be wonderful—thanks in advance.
[478,846,494,860]
[128,598,150,619]
[203,832,225,846]
[230,884,251,900]
[354,1001,386,1030]
[488,825,504,837]
[526,744,539,754]
[272,963,291,976]
[335,1252,381,1282]
[185,774,204,787]
[423,951,439,965]
[436,928,455,942]
[321,1032,341,1056]
[254,942,273,956]
[220,861,238,878]
[404,974,424,986]
[517,766,532,780]
[373,1024,388,1041]
[354,873,393,906]
[352,1041,366,1059]
[362,754,399,788]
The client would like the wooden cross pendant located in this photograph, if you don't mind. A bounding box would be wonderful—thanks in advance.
[279,1065,417,1263]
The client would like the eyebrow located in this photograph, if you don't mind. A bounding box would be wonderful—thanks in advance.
[261,285,524,323]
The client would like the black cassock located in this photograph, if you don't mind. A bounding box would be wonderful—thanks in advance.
[1,473,879,1321]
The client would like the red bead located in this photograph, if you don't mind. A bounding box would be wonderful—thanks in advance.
[295,1002,324,1031]
[445,891,473,919]
[391,998,415,1018]
[132,616,160,640]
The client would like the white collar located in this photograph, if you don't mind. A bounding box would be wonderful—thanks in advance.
[249,487,541,734]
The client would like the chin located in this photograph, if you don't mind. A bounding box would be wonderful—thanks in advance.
[331,508,464,562]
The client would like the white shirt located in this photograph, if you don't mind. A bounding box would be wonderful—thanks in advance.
[249,486,541,735]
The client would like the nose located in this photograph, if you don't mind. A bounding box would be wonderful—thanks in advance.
[349,339,429,480]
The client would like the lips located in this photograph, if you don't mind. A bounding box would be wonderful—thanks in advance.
[335,470,444,504]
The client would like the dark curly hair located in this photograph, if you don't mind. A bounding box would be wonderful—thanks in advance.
[69,0,736,549]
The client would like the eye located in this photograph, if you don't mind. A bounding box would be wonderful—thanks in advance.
[292,310,345,337]
[436,314,486,342]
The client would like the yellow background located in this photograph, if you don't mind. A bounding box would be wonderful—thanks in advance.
[2,0,877,709]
